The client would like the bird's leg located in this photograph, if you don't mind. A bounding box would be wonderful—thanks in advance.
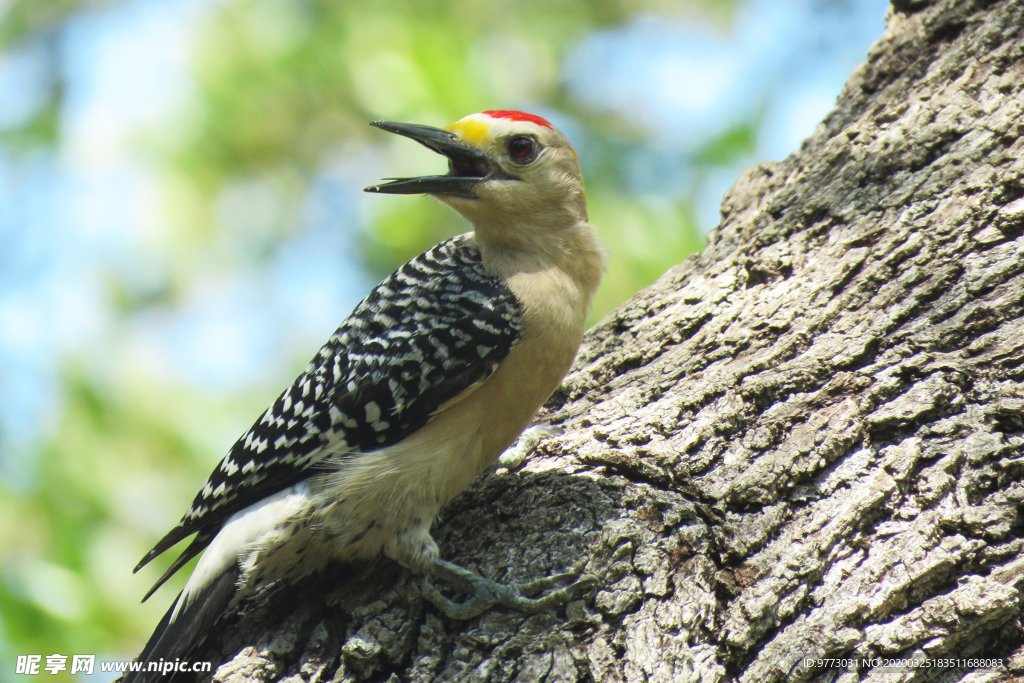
[384,496,593,619]
[421,558,595,620]
[420,424,592,619]
[496,423,564,471]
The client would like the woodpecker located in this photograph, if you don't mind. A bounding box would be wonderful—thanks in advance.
[127,110,604,680]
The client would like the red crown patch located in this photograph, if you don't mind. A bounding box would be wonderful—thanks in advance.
[482,110,553,129]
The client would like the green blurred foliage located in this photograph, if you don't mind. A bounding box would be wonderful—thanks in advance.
[0,0,116,47]
[159,0,722,322]
[0,366,260,676]
[0,0,755,674]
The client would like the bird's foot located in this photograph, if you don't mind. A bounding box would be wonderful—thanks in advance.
[496,423,564,471]
[421,558,595,620]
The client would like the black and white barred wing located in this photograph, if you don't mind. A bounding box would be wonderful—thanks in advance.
[135,236,523,586]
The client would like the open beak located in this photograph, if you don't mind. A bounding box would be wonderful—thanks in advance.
[364,121,493,198]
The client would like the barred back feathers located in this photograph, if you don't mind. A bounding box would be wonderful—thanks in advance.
[136,234,523,578]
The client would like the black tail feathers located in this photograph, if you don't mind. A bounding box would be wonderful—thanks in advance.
[122,566,238,683]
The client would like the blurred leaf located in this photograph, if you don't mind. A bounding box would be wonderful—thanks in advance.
[695,120,757,166]
[0,100,61,149]
[0,0,119,48]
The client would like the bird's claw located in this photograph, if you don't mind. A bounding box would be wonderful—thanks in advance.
[422,558,594,620]
[496,423,565,470]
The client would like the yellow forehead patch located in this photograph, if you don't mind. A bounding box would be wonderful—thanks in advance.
[446,117,491,148]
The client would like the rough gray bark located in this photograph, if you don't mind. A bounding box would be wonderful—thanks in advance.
[192,0,1024,680]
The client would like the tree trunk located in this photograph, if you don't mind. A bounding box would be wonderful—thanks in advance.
[191,0,1024,680]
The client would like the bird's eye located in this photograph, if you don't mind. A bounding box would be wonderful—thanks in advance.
[507,136,537,163]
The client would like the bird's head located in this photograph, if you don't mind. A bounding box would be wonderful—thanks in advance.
[365,111,587,245]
